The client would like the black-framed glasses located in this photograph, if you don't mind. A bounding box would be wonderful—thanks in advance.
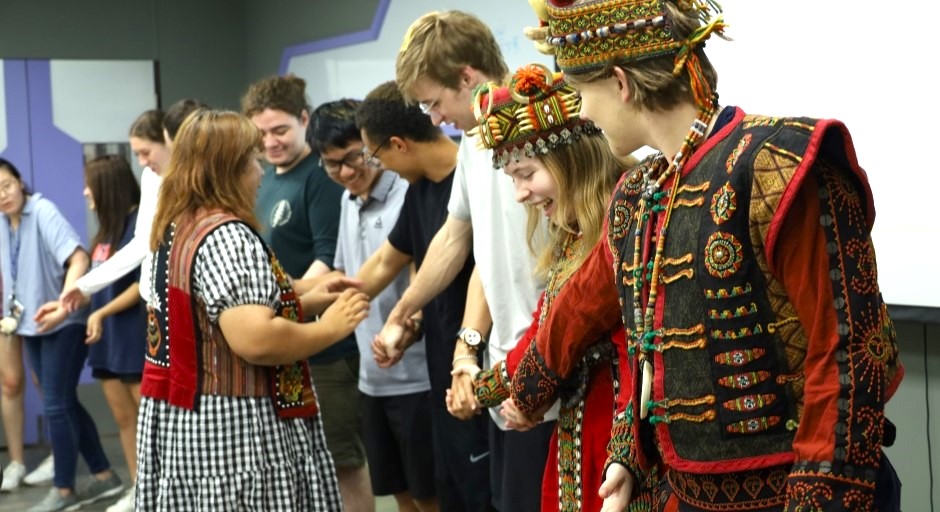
[362,136,392,167]
[320,150,366,176]
[418,85,446,115]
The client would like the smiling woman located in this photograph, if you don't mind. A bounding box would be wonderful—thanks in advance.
[465,65,630,512]
[139,109,363,510]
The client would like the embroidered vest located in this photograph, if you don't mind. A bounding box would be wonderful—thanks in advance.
[608,111,900,474]
[142,211,318,418]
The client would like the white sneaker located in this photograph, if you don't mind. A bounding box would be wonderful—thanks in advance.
[105,488,135,512]
[23,454,55,486]
[1,461,27,491]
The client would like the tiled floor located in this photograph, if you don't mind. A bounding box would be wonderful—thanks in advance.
[2,439,400,511]
[0,439,128,511]
[0,383,397,511]
[2,437,398,511]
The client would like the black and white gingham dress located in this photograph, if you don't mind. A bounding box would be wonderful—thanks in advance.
[135,223,343,511]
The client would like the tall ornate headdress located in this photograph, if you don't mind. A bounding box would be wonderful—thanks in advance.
[528,0,726,111]
[469,63,600,169]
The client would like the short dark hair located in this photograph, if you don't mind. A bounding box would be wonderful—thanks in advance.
[356,81,441,144]
[309,99,362,153]
[164,98,211,141]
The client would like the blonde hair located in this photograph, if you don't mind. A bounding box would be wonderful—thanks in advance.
[527,133,633,283]
[564,1,718,112]
[150,110,262,250]
[396,10,509,101]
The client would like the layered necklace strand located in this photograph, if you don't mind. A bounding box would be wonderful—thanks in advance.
[633,105,716,419]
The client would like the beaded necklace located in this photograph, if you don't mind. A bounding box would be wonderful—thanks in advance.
[538,231,584,327]
[632,105,716,419]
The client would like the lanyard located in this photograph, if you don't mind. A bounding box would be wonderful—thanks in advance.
[6,220,20,300]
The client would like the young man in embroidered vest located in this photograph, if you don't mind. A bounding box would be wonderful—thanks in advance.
[519,1,904,510]
[311,99,438,512]
[379,10,554,512]
[350,80,493,511]
[241,76,370,510]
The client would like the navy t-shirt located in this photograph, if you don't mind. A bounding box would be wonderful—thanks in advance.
[387,171,475,404]
[88,210,147,375]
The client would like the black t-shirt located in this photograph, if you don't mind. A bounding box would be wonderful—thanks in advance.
[388,171,475,402]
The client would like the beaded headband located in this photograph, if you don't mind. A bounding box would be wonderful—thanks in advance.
[469,63,600,169]
[529,0,725,110]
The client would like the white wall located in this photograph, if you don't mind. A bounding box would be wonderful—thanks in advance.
[707,1,940,309]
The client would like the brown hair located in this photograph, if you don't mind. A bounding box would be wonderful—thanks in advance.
[396,11,509,101]
[85,155,141,257]
[241,74,309,119]
[129,109,165,143]
[564,2,718,112]
[528,133,631,282]
[150,110,262,250]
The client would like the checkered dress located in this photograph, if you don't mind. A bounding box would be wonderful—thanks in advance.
[135,223,343,511]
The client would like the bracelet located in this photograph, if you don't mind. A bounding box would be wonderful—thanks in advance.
[452,354,478,367]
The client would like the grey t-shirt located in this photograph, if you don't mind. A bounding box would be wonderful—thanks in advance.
[335,170,430,397]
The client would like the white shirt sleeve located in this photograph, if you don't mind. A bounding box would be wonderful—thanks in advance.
[76,168,161,297]
[446,136,475,222]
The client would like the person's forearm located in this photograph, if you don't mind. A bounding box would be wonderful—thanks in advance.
[460,267,491,334]
[93,283,141,318]
[75,237,147,295]
[63,249,90,292]
[357,242,412,299]
[395,215,472,319]
[220,306,345,366]
[301,259,332,280]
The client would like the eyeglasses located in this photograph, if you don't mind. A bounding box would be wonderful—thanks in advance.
[362,136,392,167]
[0,180,20,196]
[418,85,446,115]
[320,151,366,176]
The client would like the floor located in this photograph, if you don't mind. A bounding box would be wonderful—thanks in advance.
[0,382,397,511]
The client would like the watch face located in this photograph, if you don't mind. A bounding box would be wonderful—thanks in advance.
[465,332,481,346]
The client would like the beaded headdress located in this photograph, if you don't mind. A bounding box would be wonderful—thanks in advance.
[527,0,726,111]
[469,63,600,169]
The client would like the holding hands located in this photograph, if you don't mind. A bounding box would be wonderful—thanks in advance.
[320,288,370,340]
[33,301,69,334]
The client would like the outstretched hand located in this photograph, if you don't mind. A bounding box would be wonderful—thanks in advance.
[59,285,89,313]
[499,397,542,431]
[598,463,634,512]
[372,317,422,368]
[319,288,369,340]
[446,364,481,420]
[34,301,68,334]
[302,274,364,316]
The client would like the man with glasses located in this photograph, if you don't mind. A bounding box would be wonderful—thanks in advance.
[312,99,438,512]
[240,76,369,511]
[353,80,492,512]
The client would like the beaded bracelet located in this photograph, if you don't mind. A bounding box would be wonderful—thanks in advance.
[452,354,479,368]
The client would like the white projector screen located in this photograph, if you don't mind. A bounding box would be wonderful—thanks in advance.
[705,1,939,310]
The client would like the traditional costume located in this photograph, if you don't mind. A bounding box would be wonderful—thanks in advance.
[528,1,904,510]
[470,65,626,512]
[136,210,342,510]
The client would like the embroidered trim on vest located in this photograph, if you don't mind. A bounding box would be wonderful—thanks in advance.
[783,161,900,509]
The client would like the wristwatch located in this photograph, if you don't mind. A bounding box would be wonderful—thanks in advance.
[457,327,485,349]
